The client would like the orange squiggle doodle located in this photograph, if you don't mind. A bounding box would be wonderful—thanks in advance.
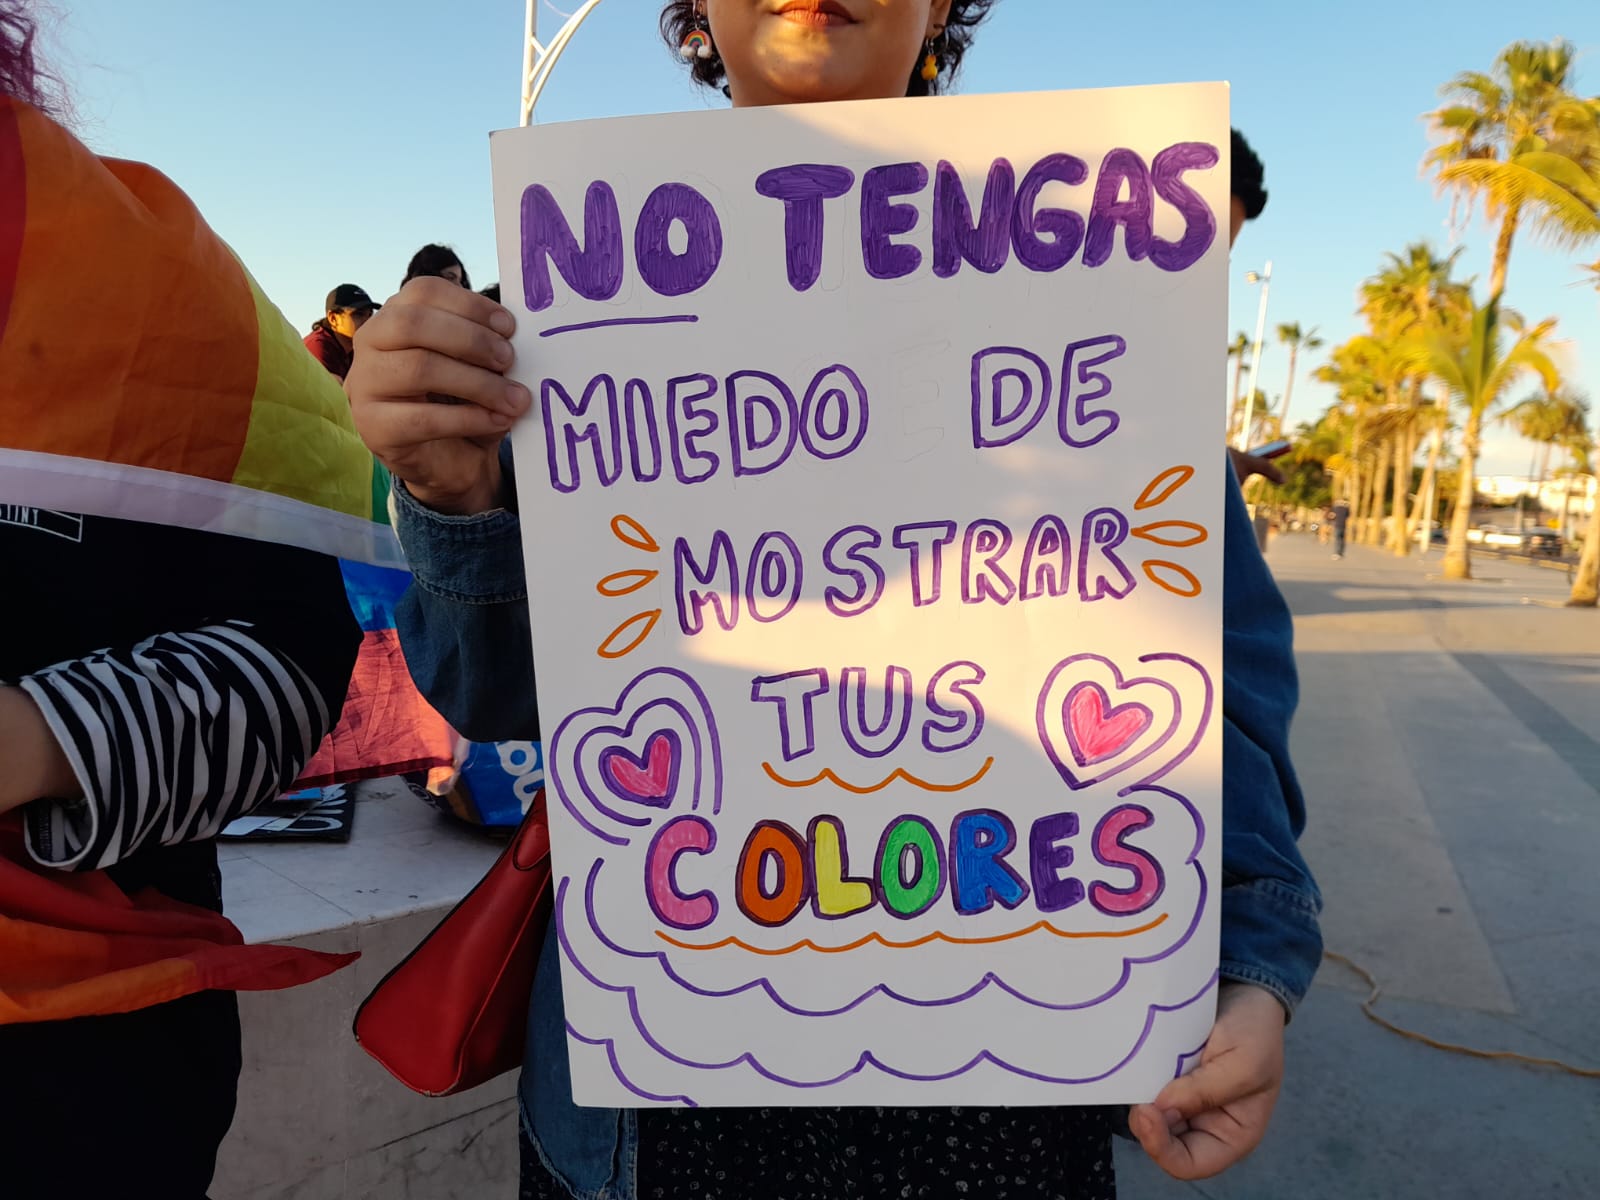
[611,514,660,553]
[762,757,996,795]
[656,912,1169,956]
[1132,520,1208,548]
[1142,561,1203,598]
[597,569,659,597]
[1135,465,1194,511]
[598,609,661,658]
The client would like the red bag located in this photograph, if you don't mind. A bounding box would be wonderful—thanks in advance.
[353,793,552,1096]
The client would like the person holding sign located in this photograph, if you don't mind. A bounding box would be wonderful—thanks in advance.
[349,2,1322,1196]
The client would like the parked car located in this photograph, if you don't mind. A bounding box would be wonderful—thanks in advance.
[1467,525,1523,547]
[1522,529,1564,556]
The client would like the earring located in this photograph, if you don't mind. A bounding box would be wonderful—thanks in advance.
[920,38,940,82]
[680,7,714,60]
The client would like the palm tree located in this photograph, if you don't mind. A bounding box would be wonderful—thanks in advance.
[1275,322,1323,434]
[1506,389,1588,526]
[1227,331,1251,441]
[1425,297,1564,579]
[1359,244,1472,553]
[1425,40,1600,304]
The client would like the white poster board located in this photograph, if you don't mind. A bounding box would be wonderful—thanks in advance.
[492,84,1228,1107]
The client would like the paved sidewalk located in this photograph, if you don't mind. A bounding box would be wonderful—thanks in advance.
[1116,533,1600,1199]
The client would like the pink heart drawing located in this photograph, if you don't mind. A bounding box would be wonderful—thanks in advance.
[600,731,680,807]
[1064,683,1152,767]
[549,668,723,847]
[1036,653,1211,791]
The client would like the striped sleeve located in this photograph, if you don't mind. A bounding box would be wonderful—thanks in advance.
[16,620,334,871]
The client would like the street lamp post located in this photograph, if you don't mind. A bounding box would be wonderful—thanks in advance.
[1239,261,1273,450]
[521,0,609,126]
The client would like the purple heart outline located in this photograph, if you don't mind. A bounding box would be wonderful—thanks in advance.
[550,668,722,847]
[599,730,682,808]
[1037,653,1206,790]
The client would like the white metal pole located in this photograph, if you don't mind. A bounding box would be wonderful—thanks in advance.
[521,1,538,126]
[522,0,609,126]
[1239,261,1272,449]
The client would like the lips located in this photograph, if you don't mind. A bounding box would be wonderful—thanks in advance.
[774,0,856,27]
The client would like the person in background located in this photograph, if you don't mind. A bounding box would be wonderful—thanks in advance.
[402,242,470,290]
[2,6,363,1192]
[479,282,501,304]
[304,283,380,382]
[1226,128,1284,488]
[1330,500,1351,559]
[347,2,1322,1196]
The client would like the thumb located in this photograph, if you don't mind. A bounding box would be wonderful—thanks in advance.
[1151,1059,1230,1119]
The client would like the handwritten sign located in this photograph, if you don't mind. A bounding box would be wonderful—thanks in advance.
[491,84,1227,1107]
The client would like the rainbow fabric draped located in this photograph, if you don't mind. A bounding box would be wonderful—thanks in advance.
[0,98,404,567]
[0,97,452,1020]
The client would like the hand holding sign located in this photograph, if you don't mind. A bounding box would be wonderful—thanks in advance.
[348,277,530,515]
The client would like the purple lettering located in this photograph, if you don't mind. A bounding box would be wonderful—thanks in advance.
[1020,514,1072,600]
[838,665,914,759]
[1078,508,1135,602]
[520,181,624,312]
[674,530,739,634]
[823,526,886,618]
[860,162,928,280]
[1012,153,1088,271]
[634,182,723,298]
[751,669,830,761]
[746,530,803,624]
[1059,335,1127,449]
[933,158,1015,277]
[1150,142,1219,272]
[971,347,1051,449]
[727,371,799,478]
[962,519,1017,604]
[755,164,856,292]
[1028,811,1085,913]
[541,374,620,494]
[800,365,870,460]
[923,661,986,753]
[893,521,957,607]
[666,373,720,484]
[1083,149,1154,268]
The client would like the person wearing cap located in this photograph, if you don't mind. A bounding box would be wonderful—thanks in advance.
[304,284,380,382]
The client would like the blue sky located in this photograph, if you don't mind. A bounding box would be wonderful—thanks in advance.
[43,0,1599,475]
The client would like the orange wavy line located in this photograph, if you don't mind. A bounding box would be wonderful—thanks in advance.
[762,757,995,795]
[656,912,1169,955]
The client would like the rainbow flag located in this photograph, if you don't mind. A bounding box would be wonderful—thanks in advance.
[0,98,450,1020]
[0,97,402,568]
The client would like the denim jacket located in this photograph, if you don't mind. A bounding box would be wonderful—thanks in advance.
[392,445,1323,1199]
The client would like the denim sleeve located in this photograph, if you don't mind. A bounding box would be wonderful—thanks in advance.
[1218,468,1324,1015]
[392,442,544,742]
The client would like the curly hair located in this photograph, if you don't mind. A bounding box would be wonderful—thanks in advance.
[659,2,997,98]
[1230,128,1268,220]
[1,1,64,114]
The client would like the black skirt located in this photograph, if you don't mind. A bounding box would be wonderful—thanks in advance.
[522,1105,1117,1200]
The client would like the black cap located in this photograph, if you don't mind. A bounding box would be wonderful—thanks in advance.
[326,283,380,313]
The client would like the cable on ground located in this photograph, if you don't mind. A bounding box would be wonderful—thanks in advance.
[1323,951,1600,1079]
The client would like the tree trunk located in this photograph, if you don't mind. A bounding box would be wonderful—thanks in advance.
[1229,353,1247,440]
[1489,202,1520,304]
[1410,421,1443,549]
[1349,458,1367,536]
[1366,442,1390,544]
[1390,429,1412,554]
[1569,494,1600,606]
[1280,345,1299,433]
[1442,411,1482,580]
